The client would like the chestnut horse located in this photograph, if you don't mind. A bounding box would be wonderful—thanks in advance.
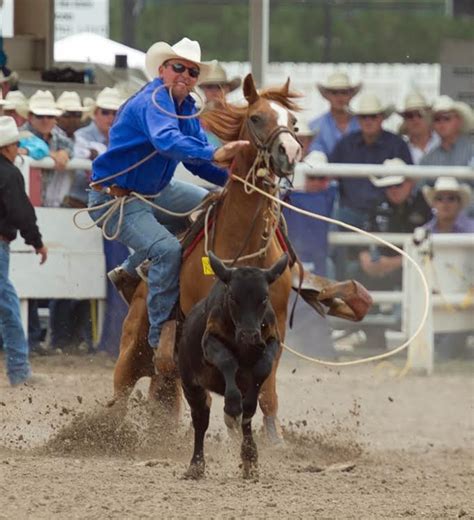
[109,74,302,442]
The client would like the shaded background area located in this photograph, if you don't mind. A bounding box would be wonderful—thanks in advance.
[110,0,474,63]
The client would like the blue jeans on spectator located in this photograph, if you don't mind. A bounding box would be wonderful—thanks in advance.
[0,241,31,385]
[88,179,208,348]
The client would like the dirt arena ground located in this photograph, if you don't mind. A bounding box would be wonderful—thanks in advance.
[0,352,473,520]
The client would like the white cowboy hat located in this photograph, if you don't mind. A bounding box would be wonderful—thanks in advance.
[56,91,87,113]
[431,95,474,133]
[397,90,431,115]
[317,71,361,98]
[198,61,241,91]
[350,92,394,118]
[293,151,328,189]
[28,90,63,117]
[145,37,213,82]
[422,176,472,209]
[0,116,20,147]
[370,158,407,188]
[95,87,123,111]
[2,90,29,118]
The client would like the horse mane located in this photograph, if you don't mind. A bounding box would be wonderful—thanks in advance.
[201,87,302,143]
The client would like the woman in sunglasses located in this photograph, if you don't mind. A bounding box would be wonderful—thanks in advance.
[89,37,248,355]
[397,91,440,165]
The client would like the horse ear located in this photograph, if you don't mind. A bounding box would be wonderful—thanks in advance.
[265,253,289,284]
[243,74,259,105]
[281,77,290,96]
[209,251,232,284]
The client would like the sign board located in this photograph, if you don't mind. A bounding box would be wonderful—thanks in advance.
[0,0,14,37]
[440,39,474,107]
[55,0,109,41]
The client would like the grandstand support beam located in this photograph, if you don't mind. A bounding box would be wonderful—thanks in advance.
[249,0,269,88]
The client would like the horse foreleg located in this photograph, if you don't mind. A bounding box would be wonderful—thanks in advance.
[108,285,153,414]
[258,338,284,444]
[148,320,182,426]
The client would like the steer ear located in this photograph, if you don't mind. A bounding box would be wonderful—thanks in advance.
[209,251,232,284]
[265,253,289,284]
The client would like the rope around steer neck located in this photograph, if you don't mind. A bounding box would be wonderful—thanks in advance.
[231,173,431,371]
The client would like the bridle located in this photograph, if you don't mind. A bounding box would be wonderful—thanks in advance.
[244,115,300,176]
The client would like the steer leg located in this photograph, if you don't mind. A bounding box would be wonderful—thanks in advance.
[241,383,259,480]
[182,384,211,480]
[203,334,242,430]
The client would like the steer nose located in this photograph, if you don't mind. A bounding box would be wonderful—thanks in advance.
[237,329,262,346]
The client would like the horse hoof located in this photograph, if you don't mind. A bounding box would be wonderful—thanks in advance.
[224,413,242,431]
[263,416,285,445]
[183,463,205,480]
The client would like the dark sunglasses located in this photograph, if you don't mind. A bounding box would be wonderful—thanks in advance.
[62,111,83,118]
[434,194,460,203]
[358,114,379,120]
[166,62,200,79]
[328,89,352,96]
[99,108,117,117]
[433,114,454,123]
[403,111,424,120]
[34,114,55,120]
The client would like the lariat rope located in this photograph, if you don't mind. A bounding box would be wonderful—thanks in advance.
[72,83,430,370]
[230,174,431,369]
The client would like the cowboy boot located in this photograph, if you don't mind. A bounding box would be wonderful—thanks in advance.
[153,320,177,374]
[107,267,141,306]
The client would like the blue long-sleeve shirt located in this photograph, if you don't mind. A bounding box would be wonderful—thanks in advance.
[308,112,360,156]
[92,78,227,195]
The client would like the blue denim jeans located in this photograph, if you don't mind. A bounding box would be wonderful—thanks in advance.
[88,179,208,347]
[0,241,32,385]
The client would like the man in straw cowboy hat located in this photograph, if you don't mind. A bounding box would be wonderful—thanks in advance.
[0,116,48,385]
[352,158,432,350]
[75,87,123,162]
[329,92,413,229]
[422,177,474,360]
[421,95,474,169]
[422,177,473,233]
[21,90,74,207]
[88,37,249,354]
[309,71,361,156]
[397,90,440,165]
[198,60,241,104]
[56,91,88,139]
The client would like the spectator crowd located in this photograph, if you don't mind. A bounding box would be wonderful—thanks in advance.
[0,64,473,385]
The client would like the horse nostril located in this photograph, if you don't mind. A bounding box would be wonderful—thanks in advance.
[278,143,286,155]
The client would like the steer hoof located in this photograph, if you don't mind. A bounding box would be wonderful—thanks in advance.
[183,462,205,480]
[224,412,242,431]
[242,460,259,481]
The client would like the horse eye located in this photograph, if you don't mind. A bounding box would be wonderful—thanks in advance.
[250,114,261,124]
[294,126,299,133]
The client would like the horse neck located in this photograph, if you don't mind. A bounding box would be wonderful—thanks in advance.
[214,150,276,264]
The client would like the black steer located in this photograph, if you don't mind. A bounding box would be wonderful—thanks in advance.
[178,252,289,480]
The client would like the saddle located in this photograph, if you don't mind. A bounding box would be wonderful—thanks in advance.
[132,193,372,323]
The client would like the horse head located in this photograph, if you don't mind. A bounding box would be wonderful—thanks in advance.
[242,74,302,178]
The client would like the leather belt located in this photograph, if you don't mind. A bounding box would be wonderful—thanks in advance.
[92,184,132,197]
